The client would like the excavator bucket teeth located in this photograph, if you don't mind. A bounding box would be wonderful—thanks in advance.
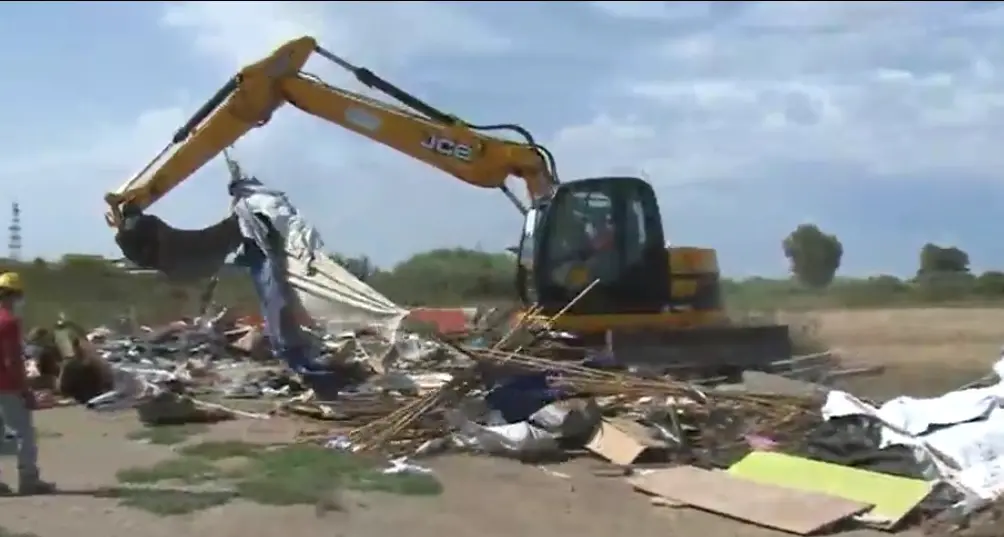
[115,213,243,282]
[605,324,793,380]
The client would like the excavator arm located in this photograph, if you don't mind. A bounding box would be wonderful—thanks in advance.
[105,36,558,227]
[102,38,794,378]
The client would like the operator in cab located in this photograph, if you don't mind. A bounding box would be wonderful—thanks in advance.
[548,202,618,292]
[0,272,55,495]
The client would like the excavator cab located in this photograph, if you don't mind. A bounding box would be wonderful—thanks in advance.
[520,176,792,378]
[529,177,669,316]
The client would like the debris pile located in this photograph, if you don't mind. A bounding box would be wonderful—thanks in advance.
[20,299,1004,534]
[40,166,994,533]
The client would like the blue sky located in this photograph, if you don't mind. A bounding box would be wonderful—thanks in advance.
[2,1,1004,277]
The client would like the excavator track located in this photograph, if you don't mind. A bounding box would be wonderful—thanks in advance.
[567,324,793,382]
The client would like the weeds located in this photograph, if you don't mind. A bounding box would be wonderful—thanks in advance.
[0,527,39,537]
[126,424,209,446]
[110,441,441,516]
[116,457,220,485]
[95,488,236,516]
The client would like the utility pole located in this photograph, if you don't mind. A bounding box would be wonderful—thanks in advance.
[8,202,21,262]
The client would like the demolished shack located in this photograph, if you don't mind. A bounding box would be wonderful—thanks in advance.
[113,171,409,382]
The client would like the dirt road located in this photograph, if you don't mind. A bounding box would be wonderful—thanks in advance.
[0,408,903,537]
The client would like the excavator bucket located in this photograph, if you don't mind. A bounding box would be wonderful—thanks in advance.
[115,213,242,282]
[113,179,409,341]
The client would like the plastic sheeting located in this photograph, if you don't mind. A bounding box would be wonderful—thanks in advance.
[228,177,409,340]
[239,239,315,371]
[822,356,1004,504]
[113,178,409,341]
[445,398,602,459]
[286,252,407,338]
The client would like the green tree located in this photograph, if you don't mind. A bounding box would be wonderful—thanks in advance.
[59,254,107,268]
[330,253,376,281]
[975,271,1004,297]
[918,243,970,276]
[914,271,975,302]
[375,248,514,305]
[915,244,973,302]
[867,275,907,292]
[782,224,843,289]
[831,275,909,307]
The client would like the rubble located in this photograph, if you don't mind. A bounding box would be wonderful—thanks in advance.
[13,300,1004,534]
[39,172,996,532]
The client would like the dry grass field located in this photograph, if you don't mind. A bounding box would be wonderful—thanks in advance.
[784,307,1004,397]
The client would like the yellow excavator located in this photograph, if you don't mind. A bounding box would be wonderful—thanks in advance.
[104,36,790,377]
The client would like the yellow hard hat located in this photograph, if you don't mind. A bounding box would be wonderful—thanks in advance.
[0,272,23,293]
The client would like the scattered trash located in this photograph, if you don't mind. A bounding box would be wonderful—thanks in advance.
[26,175,1000,534]
[381,457,433,476]
[28,301,1002,534]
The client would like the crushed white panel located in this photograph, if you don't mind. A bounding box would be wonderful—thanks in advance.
[231,178,409,340]
[286,252,408,339]
[822,355,1004,502]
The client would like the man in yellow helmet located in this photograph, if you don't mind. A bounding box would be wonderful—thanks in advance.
[0,272,54,495]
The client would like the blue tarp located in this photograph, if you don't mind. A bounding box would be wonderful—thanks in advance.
[485,372,565,423]
[237,238,342,395]
[480,351,621,423]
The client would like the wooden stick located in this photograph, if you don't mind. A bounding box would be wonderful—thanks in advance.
[349,283,598,450]
[347,305,543,441]
[190,397,270,420]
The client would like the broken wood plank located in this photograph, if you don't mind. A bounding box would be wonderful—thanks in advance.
[630,465,872,535]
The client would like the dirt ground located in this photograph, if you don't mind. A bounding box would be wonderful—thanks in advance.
[3,307,1001,537]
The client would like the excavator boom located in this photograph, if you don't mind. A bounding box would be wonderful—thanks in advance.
[103,36,796,383]
[105,36,556,226]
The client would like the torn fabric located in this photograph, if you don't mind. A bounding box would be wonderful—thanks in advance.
[114,178,409,342]
[227,177,409,340]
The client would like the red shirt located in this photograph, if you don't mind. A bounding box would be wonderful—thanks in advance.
[0,308,25,393]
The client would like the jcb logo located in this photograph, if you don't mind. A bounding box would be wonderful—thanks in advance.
[422,135,473,162]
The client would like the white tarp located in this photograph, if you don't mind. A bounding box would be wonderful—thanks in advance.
[230,178,409,340]
[822,355,1004,502]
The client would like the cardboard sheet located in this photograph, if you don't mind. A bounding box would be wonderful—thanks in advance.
[630,465,871,535]
[585,418,667,466]
[728,451,932,528]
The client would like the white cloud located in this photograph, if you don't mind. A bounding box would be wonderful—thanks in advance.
[561,1,1004,183]
[6,0,1004,274]
[588,1,714,22]
[0,102,197,260]
[0,1,519,259]
[731,1,956,30]
[0,107,185,180]
[160,1,511,70]
[153,1,522,260]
